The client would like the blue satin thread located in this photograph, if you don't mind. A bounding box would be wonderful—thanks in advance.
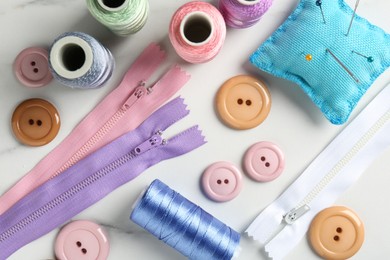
[49,32,114,89]
[130,179,241,260]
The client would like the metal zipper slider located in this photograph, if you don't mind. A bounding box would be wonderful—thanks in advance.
[122,81,148,110]
[134,131,166,155]
[284,205,310,225]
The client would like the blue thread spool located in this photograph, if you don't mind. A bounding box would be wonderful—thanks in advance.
[49,32,114,89]
[130,179,241,260]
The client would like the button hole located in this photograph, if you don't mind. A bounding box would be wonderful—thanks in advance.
[237,99,243,105]
[76,241,82,247]
[217,179,222,184]
[265,162,270,167]
[336,227,342,233]
[31,61,36,66]
[37,120,42,126]
[81,248,87,254]
[33,68,39,73]
[261,156,266,161]
[28,119,34,125]
[334,235,340,241]
[224,179,229,184]
[246,100,252,106]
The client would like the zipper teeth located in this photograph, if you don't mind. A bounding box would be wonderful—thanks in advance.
[53,109,126,178]
[0,151,135,243]
[296,110,390,209]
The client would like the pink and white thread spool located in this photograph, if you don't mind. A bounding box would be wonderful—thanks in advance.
[169,1,226,64]
[218,0,273,29]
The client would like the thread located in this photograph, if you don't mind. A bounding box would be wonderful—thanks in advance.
[169,1,226,63]
[86,0,149,36]
[218,0,273,28]
[130,179,241,260]
[49,32,114,89]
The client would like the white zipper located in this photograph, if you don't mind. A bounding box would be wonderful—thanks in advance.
[284,108,390,225]
[246,84,390,259]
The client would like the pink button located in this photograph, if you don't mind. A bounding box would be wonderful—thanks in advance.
[55,220,110,260]
[201,161,243,202]
[13,47,53,88]
[244,142,285,182]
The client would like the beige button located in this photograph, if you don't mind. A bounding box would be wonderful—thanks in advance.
[309,206,364,260]
[216,75,271,130]
[11,98,60,146]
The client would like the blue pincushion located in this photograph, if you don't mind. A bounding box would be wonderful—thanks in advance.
[250,0,390,124]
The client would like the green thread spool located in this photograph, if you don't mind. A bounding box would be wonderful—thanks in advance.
[87,0,149,36]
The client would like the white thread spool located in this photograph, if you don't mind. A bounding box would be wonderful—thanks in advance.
[218,0,273,28]
[179,11,214,47]
[49,32,114,89]
[87,0,149,36]
[169,1,226,63]
[96,0,129,12]
[237,0,261,5]
[50,36,93,80]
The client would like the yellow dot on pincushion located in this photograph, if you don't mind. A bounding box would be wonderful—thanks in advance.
[305,54,313,61]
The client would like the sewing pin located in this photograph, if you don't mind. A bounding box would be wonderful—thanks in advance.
[352,50,374,63]
[305,54,313,61]
[326,49,359,83]
[315,0,326,24]
[346,0,361,36]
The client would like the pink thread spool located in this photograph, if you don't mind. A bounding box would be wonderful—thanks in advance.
[218,0,273,28]
[169,1,226,64]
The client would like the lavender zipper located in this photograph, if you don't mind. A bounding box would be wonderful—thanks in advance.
[0,97,206,259]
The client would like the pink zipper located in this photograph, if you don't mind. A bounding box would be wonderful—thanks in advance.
[0,43,190,215]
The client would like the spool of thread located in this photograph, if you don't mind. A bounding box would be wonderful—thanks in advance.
[86,0,149,36]
[169,1,226,63]
[130,179,241,260]
[49,32,114,89]
[218,0,273,28]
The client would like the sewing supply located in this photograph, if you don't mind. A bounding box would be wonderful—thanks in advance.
[13,47,53,88]
[0,98,205,259]
[309,206,364,259]
[86,0,149,36]
[218,0,273,29]
[346,0,361,36]
[0,44,190,216]
[305,54,313,61]
[216,75,271,130]
[352,50,374,63]
[130,179,240,260]
[11,98,60,147]
[326,48,359,83]
[169,1,226,63]
[49,32,114,89]
[55,220,110,260]
[246,83,390,259]
[201,161,243,202]
[249,0,390,124]
[315,0,326,24]
[243,141,285,182]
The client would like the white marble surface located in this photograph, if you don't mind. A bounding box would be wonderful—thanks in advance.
[1,0,390,259]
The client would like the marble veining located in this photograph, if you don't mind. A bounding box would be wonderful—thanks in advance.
[0,146,19,156]
[14,0,77,9]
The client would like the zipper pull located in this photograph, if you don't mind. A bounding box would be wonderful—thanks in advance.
[134,131,166,155]
[122,81,149,110]
[284,205,310,225]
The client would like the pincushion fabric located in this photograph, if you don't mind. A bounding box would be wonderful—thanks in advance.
[250,0,390,124]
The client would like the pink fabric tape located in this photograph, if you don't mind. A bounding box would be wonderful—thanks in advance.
[218,0,273,28]
[169,1,226,63]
